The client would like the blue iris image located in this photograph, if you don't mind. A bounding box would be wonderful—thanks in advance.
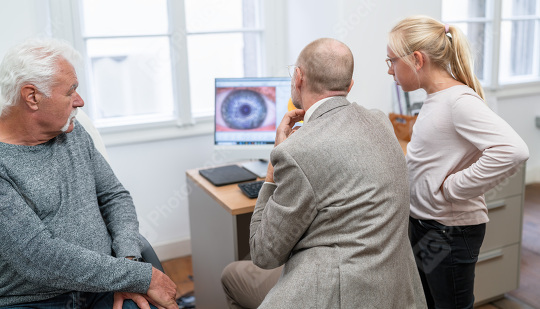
[221,89,268,130]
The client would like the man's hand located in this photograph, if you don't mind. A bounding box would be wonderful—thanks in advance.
[275,109,305,146]
[145,267,178,309]
[112,267,177,309]
[113,292,153,309]
[265,109,305,183]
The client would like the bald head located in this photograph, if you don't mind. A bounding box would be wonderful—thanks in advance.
[296,38,354,94]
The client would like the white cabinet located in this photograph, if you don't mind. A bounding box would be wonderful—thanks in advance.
[474,165,525,304]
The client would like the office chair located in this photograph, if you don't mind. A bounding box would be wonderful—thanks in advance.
[139,234,165,272]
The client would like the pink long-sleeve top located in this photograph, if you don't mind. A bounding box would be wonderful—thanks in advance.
[406,85,529,226]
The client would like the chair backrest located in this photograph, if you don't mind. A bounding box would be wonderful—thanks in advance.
[75,109,109,160]
[140,234,165,272]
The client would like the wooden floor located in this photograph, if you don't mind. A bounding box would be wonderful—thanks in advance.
[161,256,194,300]
[504,183,540,308]
[161,184,540,308]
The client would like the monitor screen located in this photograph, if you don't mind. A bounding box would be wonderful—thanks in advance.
[214,77,294,146]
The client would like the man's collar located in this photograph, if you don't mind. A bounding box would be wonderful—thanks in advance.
[304,97,334,123]
[304,96,352,123]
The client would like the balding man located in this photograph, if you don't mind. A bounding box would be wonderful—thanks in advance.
[221,38,427,308]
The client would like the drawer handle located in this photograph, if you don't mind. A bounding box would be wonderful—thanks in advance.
[477,249,503,263]
[487,200,506,210]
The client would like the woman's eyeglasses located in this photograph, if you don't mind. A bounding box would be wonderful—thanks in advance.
[385,52,414,69]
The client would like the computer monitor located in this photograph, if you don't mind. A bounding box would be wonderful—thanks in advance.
[214,77,295,163]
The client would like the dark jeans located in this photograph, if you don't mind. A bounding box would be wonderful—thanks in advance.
[0,291,158,309]
[409,217,486,309]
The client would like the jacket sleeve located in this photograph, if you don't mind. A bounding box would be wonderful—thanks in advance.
[249,146,318,269]
[443,94,529,202]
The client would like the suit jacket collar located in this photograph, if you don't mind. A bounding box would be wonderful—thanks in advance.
[308,96,351,121]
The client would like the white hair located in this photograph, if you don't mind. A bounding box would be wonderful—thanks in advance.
[0,38,81,116]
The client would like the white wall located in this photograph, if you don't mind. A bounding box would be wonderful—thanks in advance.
[106,133,220,259]
[1,0,538,261]
[0,0,50,59]
[287,0,440,113]
[497,94,540,184]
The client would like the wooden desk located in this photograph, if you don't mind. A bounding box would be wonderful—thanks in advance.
[186,166,259,309]
[186,168,257,215]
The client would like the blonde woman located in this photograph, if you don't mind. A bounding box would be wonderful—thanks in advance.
[386,15,529,309]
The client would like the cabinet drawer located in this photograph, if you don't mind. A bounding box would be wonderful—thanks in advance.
[474,244,520,304]
[484,165,524,202]
[480,195,523,253]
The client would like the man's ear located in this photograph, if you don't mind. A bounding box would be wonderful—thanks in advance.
[347,79,354,93]
[413,51,425,71]
[294,67,304,90]
[20,85,41,111]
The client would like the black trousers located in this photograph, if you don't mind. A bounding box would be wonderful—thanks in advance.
[409,217,486,309]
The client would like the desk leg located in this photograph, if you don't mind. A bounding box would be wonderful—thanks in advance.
[187,179,251,309]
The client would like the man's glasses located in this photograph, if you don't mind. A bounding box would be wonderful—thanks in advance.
[287,65,298,78]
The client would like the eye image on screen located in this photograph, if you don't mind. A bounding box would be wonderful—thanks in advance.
[216,87,277,132]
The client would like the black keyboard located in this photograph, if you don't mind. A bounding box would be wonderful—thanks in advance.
[238,180,265,198]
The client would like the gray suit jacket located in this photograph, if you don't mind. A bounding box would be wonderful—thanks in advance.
[250,97,426,308]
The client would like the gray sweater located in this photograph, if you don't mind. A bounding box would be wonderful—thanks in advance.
[0,121,152,306]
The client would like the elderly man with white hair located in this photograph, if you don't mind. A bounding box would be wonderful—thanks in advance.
[0,38,177,309]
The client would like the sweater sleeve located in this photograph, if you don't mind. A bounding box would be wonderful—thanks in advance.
[442,94,529,202]
[0,175,152,294]
[87,139,143,258]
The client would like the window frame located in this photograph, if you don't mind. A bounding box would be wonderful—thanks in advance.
[441,0,540,97]
[498,1,540,84]
[183,0,265,118]
[48,0,288,145]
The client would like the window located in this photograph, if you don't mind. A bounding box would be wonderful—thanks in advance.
[184,0,263,117]
[442,0,492,84]
[79,0,174,128]
[442,0,540,88]
[71,0,265,129]
[499,0,540,83]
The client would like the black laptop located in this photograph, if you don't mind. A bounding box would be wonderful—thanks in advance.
[199,165,257,187]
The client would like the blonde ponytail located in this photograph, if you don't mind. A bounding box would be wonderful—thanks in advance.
[388,15,485,100]
[446,26,485,99]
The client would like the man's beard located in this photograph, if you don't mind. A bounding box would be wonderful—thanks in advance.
[61,108,79,132]
[292,98,302,109]
[291,82,302,109]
